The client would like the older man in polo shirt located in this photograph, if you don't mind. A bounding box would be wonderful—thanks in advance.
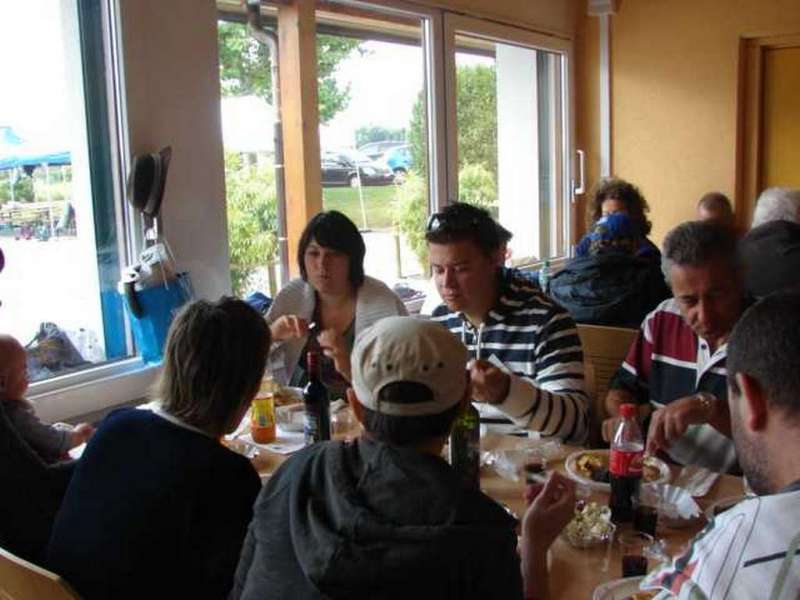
[604,221,746,473]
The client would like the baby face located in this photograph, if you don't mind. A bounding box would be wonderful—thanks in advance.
[0,344,29,400]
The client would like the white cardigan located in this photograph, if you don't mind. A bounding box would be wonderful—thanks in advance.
[265,276,408,384]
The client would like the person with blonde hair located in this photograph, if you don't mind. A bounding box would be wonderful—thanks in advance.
[47,298,270,600]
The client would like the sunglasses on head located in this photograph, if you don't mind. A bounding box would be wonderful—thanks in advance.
[426,209,495,236]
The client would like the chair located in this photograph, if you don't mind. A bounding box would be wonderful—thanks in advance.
[577,324,638,446]
[0,546,80,600]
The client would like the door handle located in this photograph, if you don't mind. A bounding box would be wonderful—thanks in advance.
[574,149,586,196]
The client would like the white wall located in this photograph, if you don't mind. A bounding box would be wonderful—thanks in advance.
[119,0,231,300]
[497,44,540,263]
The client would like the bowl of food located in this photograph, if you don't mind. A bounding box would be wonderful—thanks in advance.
[565,450,670,492]
[562,502,616,549]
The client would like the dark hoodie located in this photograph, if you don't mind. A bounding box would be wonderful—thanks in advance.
[230,437,522,600]
[740,220,800,298]
[548,253,671,328]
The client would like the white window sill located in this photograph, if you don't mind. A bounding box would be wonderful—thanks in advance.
[29,358,160,422]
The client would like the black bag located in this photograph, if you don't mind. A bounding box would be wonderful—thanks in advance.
[25,322,88,381]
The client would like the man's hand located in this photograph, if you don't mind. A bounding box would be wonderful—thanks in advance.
[269,315,309,342]
[520,472,576,600]
[468,359,511,405]
[317,328,351,382]
[646,394,714,454]
[522,472,576,551]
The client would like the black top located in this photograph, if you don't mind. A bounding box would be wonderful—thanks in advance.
[740,220,800,298]
[0,400,74,564]
[231,437,522,600]
[46,408,260,600]
[549,253,671,328]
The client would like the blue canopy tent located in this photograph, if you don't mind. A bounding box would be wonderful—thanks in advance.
[0,125,71,171]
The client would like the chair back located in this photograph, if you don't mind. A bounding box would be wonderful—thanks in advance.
[0,546,80,600]
[577,324,638,446]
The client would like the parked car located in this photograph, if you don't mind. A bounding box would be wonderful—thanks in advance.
[321,150,394,187]
[357,140,406,160]
[379,144,412,183]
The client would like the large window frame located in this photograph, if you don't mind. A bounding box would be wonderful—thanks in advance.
[27,0,158,423]
[442,14,575,265]
[306,0,575,264]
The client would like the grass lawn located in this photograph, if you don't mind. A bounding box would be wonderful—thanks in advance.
[322,184,399,230]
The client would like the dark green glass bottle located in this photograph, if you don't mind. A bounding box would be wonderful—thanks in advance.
[449,401,480,489]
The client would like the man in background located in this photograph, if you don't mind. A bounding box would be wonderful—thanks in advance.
[696,191,735,229]
[740,186,800,297]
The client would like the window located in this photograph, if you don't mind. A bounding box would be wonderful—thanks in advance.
[0,0,131,387]
[216,1,573,312]
[314,4,435,302]
[445,15,572,266]
[217,17,283,299]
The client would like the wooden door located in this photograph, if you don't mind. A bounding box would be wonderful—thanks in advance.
[762,46,800,189]
[736,33,800,226]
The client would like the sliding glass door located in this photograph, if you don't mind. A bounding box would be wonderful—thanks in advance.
[443,15,574,265]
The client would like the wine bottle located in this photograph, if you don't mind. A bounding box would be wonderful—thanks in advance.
[449,401,480,489]
[303,349,330,445]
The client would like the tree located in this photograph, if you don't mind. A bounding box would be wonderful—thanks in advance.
[393,165,498,269]
[408,63,497,179]
[217,22,362,124]
[355,125,406,147]
[224,153,278,297]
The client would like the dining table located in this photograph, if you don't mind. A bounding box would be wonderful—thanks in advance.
[239,419,744,599]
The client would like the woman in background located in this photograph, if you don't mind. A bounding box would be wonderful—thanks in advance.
[576,177,660,261]
[266,210,406,392]
[549,213,670,327]
[47,298,270,600]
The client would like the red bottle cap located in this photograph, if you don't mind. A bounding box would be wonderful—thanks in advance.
[619,403,637,418]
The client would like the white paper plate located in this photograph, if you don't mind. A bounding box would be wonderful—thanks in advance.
[565,450,670,492]
[592,576,651,600]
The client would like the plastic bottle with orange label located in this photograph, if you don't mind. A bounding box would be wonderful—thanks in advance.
[250,376,276,444]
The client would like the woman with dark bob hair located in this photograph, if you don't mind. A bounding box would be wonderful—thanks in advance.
[47,298,270,599]
[265,210,406,391]
[576,177,660,260]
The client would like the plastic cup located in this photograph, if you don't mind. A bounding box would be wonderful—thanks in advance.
[618,531,654,577]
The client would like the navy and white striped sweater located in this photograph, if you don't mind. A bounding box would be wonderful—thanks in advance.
[431,269,589,444]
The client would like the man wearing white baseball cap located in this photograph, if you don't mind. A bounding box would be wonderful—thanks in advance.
[231,316,575,600]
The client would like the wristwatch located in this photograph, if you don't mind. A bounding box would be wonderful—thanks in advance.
[696,392,717,421]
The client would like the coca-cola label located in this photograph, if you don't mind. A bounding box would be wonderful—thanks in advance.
[609,449,644,477]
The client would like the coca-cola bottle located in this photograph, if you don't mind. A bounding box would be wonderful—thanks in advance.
[609,403,644,523]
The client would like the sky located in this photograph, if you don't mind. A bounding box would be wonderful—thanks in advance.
[0,1,73,146]
[320,40,425,150]
[0,3,491,154]
[321,40,492,150]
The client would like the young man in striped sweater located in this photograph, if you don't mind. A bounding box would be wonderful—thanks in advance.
[426,203,589,444]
